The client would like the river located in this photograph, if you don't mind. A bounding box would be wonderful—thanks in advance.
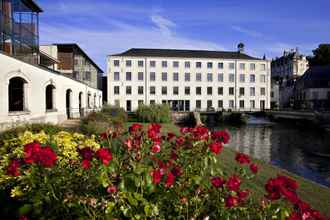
[212,116,330,187]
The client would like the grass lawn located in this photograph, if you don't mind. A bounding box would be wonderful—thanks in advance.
[125,122,330,217]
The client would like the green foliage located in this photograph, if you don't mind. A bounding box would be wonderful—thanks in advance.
[135,104,171,123]
[308,44,330,66]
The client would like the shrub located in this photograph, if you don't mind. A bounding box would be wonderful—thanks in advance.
[136,104,171,123]
[0,126,326,219]
[101,105,127,123]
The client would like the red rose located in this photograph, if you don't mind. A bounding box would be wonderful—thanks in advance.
[211,130,230,144]
[96,148,113,165]
[24,142,41,164]
[100,132,108,140]
[280,187,299,204]
[226,175,241,192]
[192,126,209,141]
[225,195,239,208]
[38,146,57,167]
[107,186,118,194]
[235,153,251,165]
[176,136,185,146]
[238,190,249,202]
[6,159,21,177]
[129,123,143,134]
[250,163,258,174]
[165,172,176,188]
[151,144,161,153]
[208,142,223,155]
[151,169,162,184]
[211,176,225,188]
[171,166,182,177]
[82,159,91,169]
[79,147,94,160]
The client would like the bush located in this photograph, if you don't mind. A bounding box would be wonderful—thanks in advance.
[101,105,127,123]
[224,113,247,125]
[136,104,171,123]
[0,126,326,219]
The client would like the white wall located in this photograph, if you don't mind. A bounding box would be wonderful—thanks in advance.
[0,53,102,131]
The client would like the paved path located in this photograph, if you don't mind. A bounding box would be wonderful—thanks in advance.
[60,119,80,129]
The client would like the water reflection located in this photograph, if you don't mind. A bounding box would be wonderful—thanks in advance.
[215,121,330,187]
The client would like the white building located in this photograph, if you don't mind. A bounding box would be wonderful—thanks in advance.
[107,46,271,112]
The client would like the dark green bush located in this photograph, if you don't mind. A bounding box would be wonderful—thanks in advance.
[101,105,127,123]
[136,104,171,123]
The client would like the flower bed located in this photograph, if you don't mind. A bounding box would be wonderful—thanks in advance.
[0,125,327,219]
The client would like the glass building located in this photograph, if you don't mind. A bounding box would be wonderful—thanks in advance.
[0,0,42,64]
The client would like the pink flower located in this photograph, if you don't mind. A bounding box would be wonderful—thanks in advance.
[211,176,225,188]
[107,186,118,194]
[151,144,161,153]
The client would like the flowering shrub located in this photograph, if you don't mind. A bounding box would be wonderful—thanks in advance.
[0,126,327,219]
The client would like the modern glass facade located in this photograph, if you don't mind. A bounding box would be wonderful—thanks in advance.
[0,0,41,64]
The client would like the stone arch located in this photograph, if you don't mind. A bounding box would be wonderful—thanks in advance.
[8,76,29,112]
[45,84,56,111]
[66,89,73,118]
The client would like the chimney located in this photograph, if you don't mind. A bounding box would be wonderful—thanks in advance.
[238,42,245,53]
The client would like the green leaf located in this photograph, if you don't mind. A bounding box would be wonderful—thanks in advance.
[105,202,115,214]
[127,193,138,206]
[19,204,32,215]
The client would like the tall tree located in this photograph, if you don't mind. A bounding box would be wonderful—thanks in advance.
[308,44,330,66]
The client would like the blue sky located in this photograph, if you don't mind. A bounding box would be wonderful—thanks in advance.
[37,0,330,71]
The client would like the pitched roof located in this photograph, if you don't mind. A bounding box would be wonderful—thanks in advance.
[297,65,330,88]
[111,48,262,60]
[23,0,43,12]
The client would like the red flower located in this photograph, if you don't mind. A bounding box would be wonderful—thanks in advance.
[287,212,301,220]
[151,144,161,153]
[151,169,162,184]
[100,132,108,140]
[79,147,94,160]
[165,172,176,188]
[226,175,241,192]
[24,142,41,164]
[171,166,182,177]
[82,159,91,169]
[107,185,118,194]
[124,138,133,150]
[6,159,21,177]
[167,132,176,141]
[176,136,185,146]
[250,163,258,174]
[19,216,29,220]
[96,148,113,165]
[235,153,251,165]
[280,187,299,204]
[129,123,143,134]
[211,130,230,144]
[238,190,249,202]
[38,146,57,167]
[208,142,223,155]
[265,175,298,201]
[225,195,239,208]
[192,126,209,141]
[211,176,225,188]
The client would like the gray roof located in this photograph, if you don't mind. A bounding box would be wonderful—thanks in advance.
[111,48,262,60]
[297,65,330,89]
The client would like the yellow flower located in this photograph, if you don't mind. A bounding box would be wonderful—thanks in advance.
[34,130,49,144]
[10,186,23,198]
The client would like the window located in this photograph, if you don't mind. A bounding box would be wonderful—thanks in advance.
[229,74,235,82]
[218,100,223,108]
[196,87,202,95]
[218,62,224,69]
[150,86,156,95]
[173,72,179,81]
[138,86,144,95]
[218,87,223,95]
[137,72,144,81]
[185,72,190,81]
[250,100,255,109]
[239,63,245,70]
[239,100,245,109]
[207,87,213,95]
[126,72,132,81]
[114,60,120,66]
[250,87,255,96]
[126,86,132,95]
[114,86,120,95]
[196,62,202,68]
[138,100,144,106]
[162,61,167,68]
[46,85,55,111]
[126,100,132,112]
[150,72,156,81]
[173,87,179,95]
[207,62,213,68]
[218,73,224,82]
[196,100,201,109]
[185,101,190,112]
[114,72,120,81]
[261,88,266,96]
[260,75,266,83]
[229,87,234,95]
[229,100,234,108]
[185,87,190,95]
[126,60,132,67]
[207,100,213,108]
[150,61,156,67]
[239,88,245,96]
[196,73,202,81]
[150,100,156,105]
[173,61,179,68]
[229,63,235,70]
[162,87,167,95]
[185,61,190,68]
[250,74,255,82]
[261,64,266,71]
[138,60,144,67]
[85,72,91,81]
[271,91,274,98]
[239,74,245,82]
[250,63,256,71]
[162,72,167,81]
[207,73,213,82]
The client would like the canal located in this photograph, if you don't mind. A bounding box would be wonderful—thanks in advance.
[212,116,330,187]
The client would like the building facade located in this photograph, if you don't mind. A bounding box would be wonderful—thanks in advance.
[40,44,103,90]
[107,47,271,112]
[0,0,102,131]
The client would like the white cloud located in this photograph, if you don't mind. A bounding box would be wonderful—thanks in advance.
[231,25,263,38]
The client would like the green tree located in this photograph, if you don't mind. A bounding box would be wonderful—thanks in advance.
[308,44,330,66]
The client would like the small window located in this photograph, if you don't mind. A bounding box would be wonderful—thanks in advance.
[185,61,190,68]
[150,61,156,67]
[218,73,224,82]
[196,87,202,95]
[261,64,266,71]
[261,88,266,96]
[207,62,213,68]
[126,72,132,81]
[218,87,223,95]
[85,72,91,81]
[207,100,213,108]
[138,100,144,106]
[138,86,144,95]
[114,86,120,95]
[250,63,256,71]
[161,86,167,95]
[138,60,144,67]
[196,100,201,109]
[196,62,202,68]
[114,72,120,81]
[250,87,255,96]
[239,87,245,96]
[185,87,190,95]
[114,60,120,66]
[218,100,223,108]
[150,86,156,95]
[150,72,156,81]
[239,100,245,109]
[126,60,132,67]
[239,63,245,70]
[185,72,190,81]
[162,61,167,68]
[229,100,234,108]
[138,72,144,81]
[250,74,255,82]
[196,73,202,81]
[162,72,167,81]
[173,87,179,95]
[126,86,132,95]
[207,87,213,95]
[218,62,224,69]
[250,100,255,109]
[260,75,266,83]
[229,63,235,70]
[126,100,132,112]
[239,74,245,82]
[173,61,179,68]
[207,73,213,82]
[150,100,156,105]
[229,74,235,82]
[229,87,234,95]
[173,72,179,81]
